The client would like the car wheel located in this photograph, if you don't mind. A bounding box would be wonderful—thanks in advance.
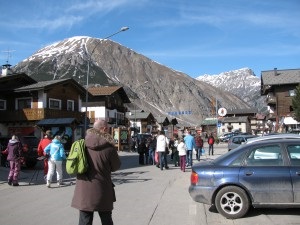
[215,186,250,219]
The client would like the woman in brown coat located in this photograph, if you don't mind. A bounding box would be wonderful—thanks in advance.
[71,120,121,225]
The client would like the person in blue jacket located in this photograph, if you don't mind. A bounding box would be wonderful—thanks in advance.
[184,129,196,167]
[44,135,66,188]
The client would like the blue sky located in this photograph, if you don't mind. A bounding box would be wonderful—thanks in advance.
[0,0,299,78]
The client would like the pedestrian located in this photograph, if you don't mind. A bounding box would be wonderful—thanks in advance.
[172,136,179,167]
[195,134,203,161]
[184,129,196,167]
[177,138,187,172]
[148,135,156,165]
[138,138,146,165]
[169,138,175,161]
[37,130,53,182]
[44,135,66,188]
[208,133,215,155]
[71,119,121,225]
[144,137,151,164]
[156,130,169,170]
[130,136,136,152]
[2,135,23,186]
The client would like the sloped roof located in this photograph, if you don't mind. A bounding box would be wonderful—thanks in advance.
[88,86,130,103]
[36,118,79,126]
[222,116,249,123]
[155,116,169,124]
[0,73,37,91]
[261,68,300,85]
[201,118,218,125]
[126,111,153,120]
[227,108,258,115]
[14,78,86,96]
[88,86,121,95]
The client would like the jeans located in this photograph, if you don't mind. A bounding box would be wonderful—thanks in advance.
[148,148,154,165]
[196,147,202,161]
[209,144,214,155]
[158,152,168,169]
[186,150,193,166]
[79,210,113,225]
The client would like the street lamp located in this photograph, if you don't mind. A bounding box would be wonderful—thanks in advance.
[83,27,129,134]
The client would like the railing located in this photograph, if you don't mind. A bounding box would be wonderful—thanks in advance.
[0,108,85,122]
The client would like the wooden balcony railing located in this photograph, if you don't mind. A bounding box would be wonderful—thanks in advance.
[0,108,85,123]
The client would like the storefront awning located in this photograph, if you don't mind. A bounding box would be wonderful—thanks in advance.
[36,118,78,126]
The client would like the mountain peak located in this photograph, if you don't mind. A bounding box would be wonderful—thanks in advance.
[14,36,256,125]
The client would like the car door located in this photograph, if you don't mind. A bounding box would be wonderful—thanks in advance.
[239,144,293,204]
[286,144,300,203]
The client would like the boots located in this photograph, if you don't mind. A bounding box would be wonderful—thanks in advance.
[8,178,12,186]
[46,180,51,188]
[12,180,19,186]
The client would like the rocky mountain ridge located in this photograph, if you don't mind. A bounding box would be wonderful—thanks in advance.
[13,36,256,125]
[196,68,266,111]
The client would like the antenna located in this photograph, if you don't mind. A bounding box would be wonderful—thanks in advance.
[2,49,16,64]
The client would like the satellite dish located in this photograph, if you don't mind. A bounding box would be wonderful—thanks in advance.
[218,108,227,117]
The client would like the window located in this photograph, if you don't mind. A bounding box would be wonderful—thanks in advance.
[287,145,300,166]
[17,97,32,109]
[245,145,283,166]
[0,99,6,110]
[289,89,296,97]
[49,98,61,109]
[67,100,74,111]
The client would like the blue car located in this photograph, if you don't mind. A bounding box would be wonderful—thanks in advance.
[189,139,300,219]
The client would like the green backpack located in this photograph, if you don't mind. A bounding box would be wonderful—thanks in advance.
[66,139,88,175]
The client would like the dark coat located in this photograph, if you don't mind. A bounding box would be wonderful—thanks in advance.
[71,128,121,212]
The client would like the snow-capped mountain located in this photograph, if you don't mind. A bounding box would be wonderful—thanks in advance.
[196,68,266,111]
[13,37,253,125]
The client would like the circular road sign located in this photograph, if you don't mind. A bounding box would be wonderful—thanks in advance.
[218,107,227,117]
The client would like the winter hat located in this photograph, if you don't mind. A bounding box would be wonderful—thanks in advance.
[11,135,18,141]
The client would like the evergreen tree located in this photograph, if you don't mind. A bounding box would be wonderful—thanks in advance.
[292,84,300,122]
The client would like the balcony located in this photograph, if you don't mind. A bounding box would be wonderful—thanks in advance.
[0,108,85,123]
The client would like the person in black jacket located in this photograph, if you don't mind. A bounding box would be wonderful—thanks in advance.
[138,138,147,165]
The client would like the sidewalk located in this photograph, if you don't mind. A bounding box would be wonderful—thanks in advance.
[0,143,228,225]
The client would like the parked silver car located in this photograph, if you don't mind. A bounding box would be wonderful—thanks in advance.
[228,134,257,151]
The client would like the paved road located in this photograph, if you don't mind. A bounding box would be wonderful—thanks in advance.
[0,143,299,225]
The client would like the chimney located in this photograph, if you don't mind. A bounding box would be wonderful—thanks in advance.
[1,63,12,76]
[274,68,278,76]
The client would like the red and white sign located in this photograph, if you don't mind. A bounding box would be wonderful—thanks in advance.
[218,108,227,117]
